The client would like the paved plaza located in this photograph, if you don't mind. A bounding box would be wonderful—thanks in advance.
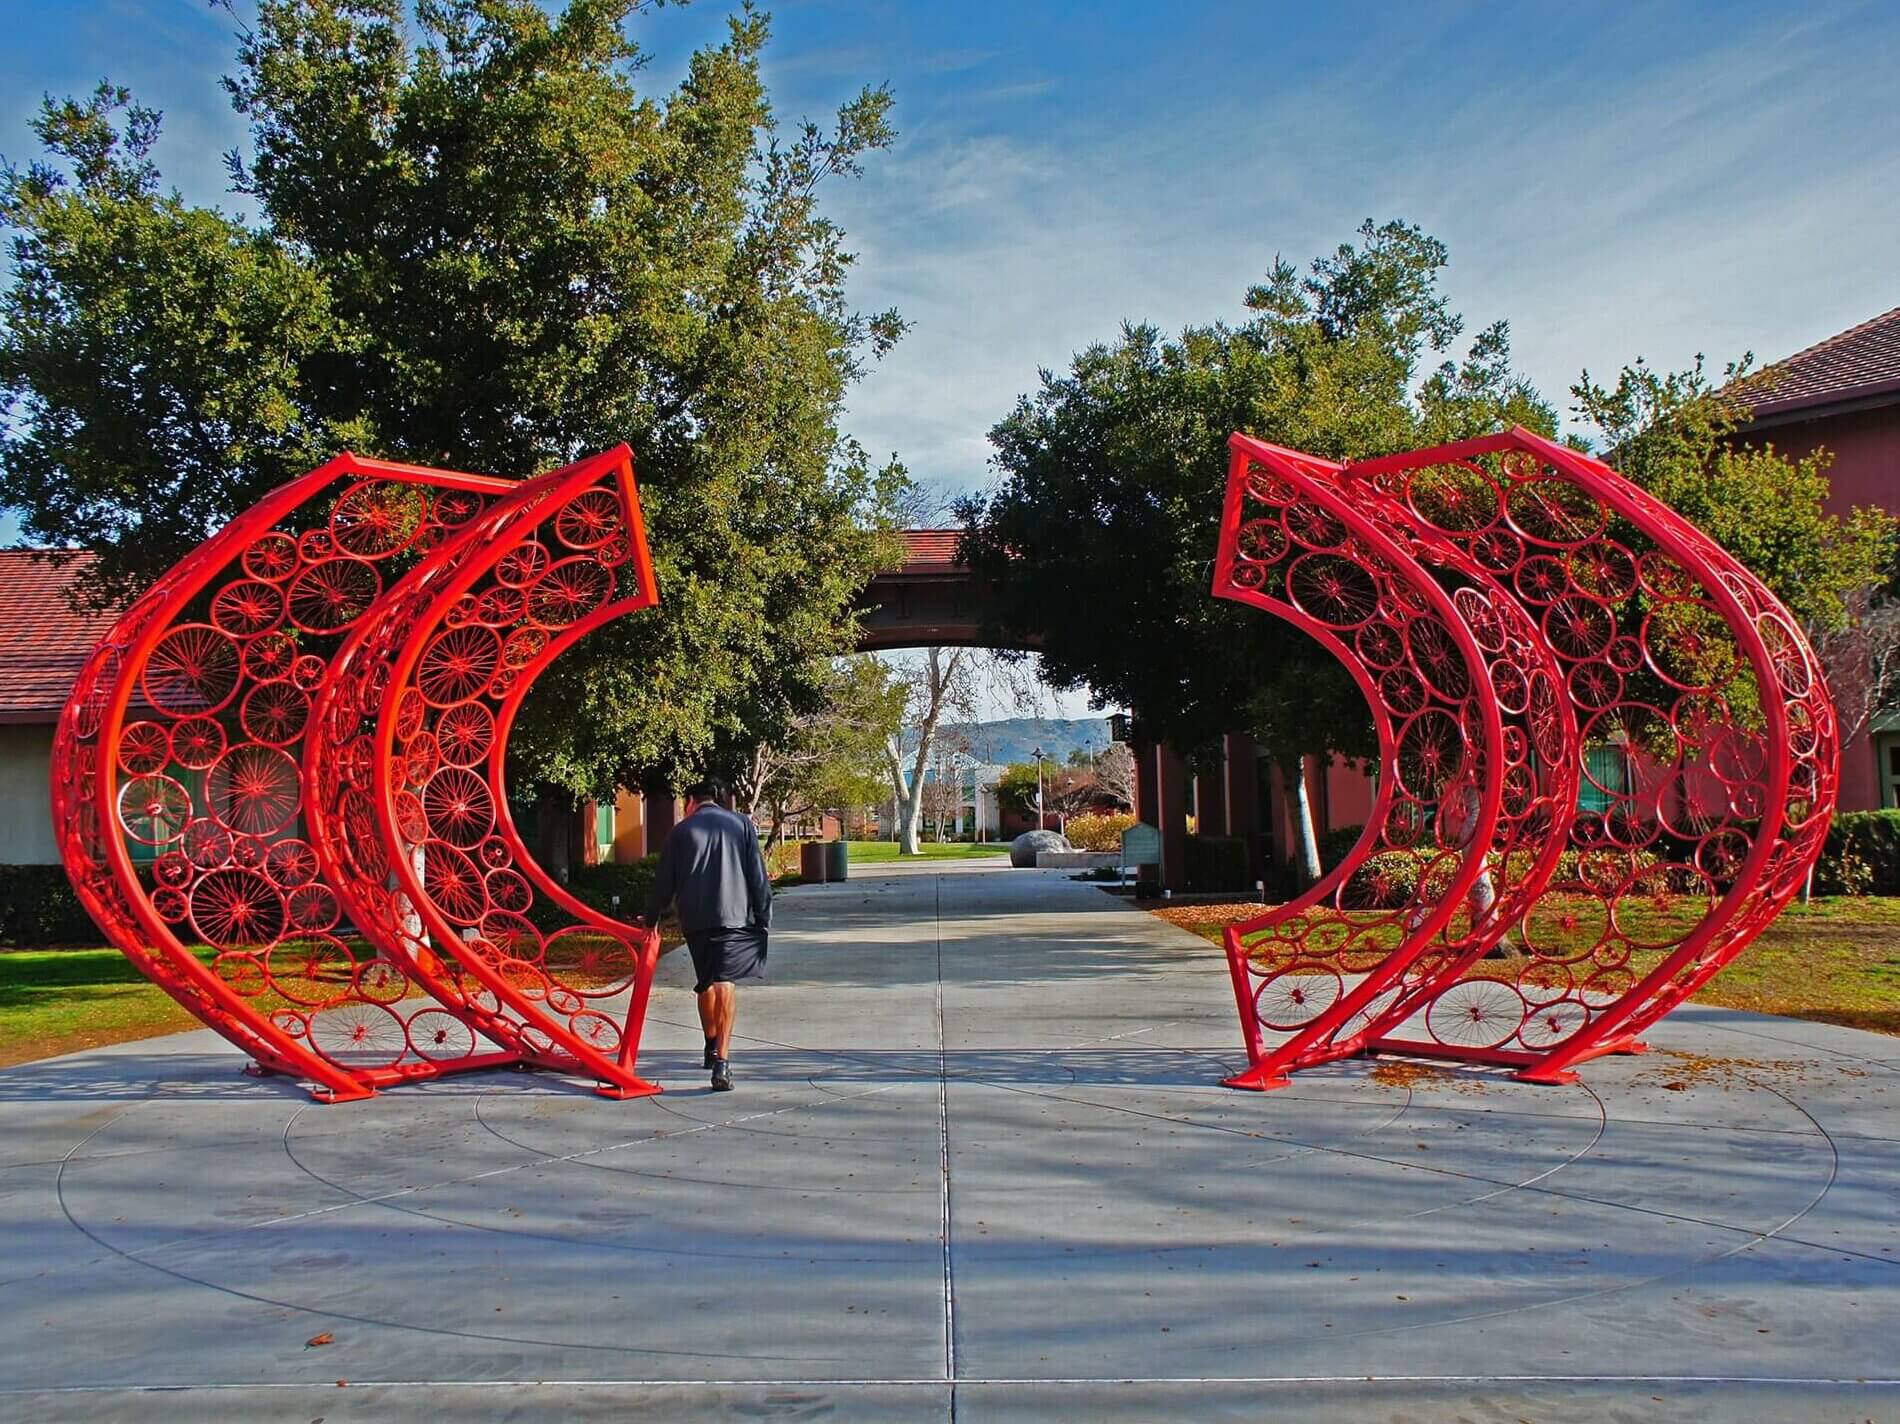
[2,860,1897,1421]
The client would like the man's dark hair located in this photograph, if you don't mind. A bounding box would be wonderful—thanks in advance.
[684,778,724,804]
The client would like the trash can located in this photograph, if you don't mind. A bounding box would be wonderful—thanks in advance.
[823,839,849,883]
[799,841,827,882]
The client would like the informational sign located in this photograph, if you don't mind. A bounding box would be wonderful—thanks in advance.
[1119,822,1161,884]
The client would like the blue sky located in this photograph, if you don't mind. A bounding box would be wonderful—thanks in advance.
[5,1,1898,716]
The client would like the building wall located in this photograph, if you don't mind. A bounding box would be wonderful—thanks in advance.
[1752,403,1900,519]
[612,788,647,862]
[0,723,58,864]
[1739,400,1900,810]
[1262,755,1377,867]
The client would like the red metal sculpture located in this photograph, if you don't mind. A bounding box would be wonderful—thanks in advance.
[53,424,1833,1101]
[1214,427,1838,1087]
[308,446,663,1099]
[54,448,663,1102]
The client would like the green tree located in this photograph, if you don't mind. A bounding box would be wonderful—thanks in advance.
[1,1,906,806]
[963,220,1551,880]
[1241,644,1377,884]
[996,762,1042,821]
[1570,355,1895,633]
[736,654,905,844]
[0,85,357,600]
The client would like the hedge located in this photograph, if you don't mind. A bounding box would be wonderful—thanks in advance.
[1067,812,1138,852]
[1814,810,1900,895]
[0,865,102,947]
[1317,823,1366,872]
[528,856,665,930]
[1186,834,1251,892]
[1297,809,1899,899]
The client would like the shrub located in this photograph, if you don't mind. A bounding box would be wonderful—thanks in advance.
[527,855,663,930]
[1335,844,1666,906]
[1186,834,1251,891]
[1317,823,1366,871]
[764,839,805,882]
[1067,812,1137,852]
[1815,810,1900,895]
[0,865,102,946]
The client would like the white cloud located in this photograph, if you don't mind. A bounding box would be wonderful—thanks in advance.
[827,3,1900,505]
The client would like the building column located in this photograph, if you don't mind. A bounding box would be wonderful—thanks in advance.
[1195,761,1227,837]
[612,787,647,862]
[1223,732,1264,882]
[1133,735,1159,827]
[643,779,677,846]
[578,799,601,866]
[564,803,589,872]
[1158,742,1189,893]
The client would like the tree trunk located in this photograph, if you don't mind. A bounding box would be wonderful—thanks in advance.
[740,744,769,821]
[881,647,971,856]
[1288,757,1322,887]
[885,735,926,855]
[900,777,924,854]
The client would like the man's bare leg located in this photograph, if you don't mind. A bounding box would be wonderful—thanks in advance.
[697,981,736,1059]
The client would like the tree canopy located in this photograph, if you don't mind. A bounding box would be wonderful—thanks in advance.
[995,762,1042,819]
[1,0,908,801]
[735,654,904,842]
[962,219,1556,760]
[1570,355,1895,634]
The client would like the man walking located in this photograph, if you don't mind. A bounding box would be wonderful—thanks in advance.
[643,779,772,1091]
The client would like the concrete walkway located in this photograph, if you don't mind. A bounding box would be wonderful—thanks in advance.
[3,861,1898,1421]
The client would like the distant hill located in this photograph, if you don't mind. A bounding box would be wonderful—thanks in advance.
[941,717,1112,768]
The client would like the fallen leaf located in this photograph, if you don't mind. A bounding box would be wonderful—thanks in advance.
[305,1333,334,1348]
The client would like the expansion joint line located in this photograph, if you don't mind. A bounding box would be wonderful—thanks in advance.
[934,872,958,1417]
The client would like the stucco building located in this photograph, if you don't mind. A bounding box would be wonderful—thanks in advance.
[1735,304,1900,809]
[0,552,120,863]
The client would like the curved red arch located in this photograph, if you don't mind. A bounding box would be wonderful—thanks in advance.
[308,446,664,1099]
[53,456,517,1102]
[1217,427,1838,1088]
[1214,435,1573,1088]
[51,429,1837,1103]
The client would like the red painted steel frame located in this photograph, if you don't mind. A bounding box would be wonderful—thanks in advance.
[307,445,665,1099]
[53,455,521,1101]
[1212,427,1838,1088]
[53,425,1833,1102]
[1214,436,1571,1088]
[1251,436,1588,1066]
[56,446,666,1103]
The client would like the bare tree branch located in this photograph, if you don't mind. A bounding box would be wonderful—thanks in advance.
[1812,588,1900,758]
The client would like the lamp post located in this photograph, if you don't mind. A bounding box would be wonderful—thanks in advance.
[1031,746,1046,833]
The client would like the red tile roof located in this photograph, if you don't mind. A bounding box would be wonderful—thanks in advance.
[0,551,120,724]
[1743,305,1900,419]
[898,529,965,570]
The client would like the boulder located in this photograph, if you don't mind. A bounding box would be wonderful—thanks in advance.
[1010,829,1071,868]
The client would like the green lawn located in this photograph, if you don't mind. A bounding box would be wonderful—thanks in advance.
[1154,895,1900,1038]
[0,930,687,1070]
[0,947,206,1068]
[841,839,1010,862]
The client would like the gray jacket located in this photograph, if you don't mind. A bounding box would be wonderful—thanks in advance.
[644,804,773,934]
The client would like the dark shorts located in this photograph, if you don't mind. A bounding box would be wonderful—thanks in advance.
[685,925,768,994]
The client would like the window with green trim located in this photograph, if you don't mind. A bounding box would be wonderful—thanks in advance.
[1578,743,1629,813]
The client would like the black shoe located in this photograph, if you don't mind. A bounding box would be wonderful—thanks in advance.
[704,1039,718,1070]
[710,1058,733,1092]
